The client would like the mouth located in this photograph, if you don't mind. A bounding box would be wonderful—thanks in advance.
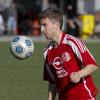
[44,32,48,36]
[45,34,48,38]
[44,33,50,39]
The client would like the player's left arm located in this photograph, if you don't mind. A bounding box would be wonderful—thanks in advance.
[70,39,98,83]
[70,64,98,83]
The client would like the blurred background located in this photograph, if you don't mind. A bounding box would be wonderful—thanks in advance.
[0,0,100,100]
[0,0,100,39]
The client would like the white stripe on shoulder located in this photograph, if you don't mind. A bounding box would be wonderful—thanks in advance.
[62,35,96,62]
[68,40,83,62]
[62,35,83,62]
[66,35,87,53]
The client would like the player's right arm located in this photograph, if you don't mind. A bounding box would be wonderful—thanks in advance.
[43,62,57,100]
[43,42,57,100]
[48,83,57,100]
[43,61,57,100]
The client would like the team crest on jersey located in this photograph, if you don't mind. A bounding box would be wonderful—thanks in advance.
[62,52,71,62]
[53,57,63,70]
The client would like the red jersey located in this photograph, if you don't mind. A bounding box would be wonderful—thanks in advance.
[43,32,97,100]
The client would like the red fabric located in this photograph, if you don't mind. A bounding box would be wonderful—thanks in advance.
[43,32,97,99]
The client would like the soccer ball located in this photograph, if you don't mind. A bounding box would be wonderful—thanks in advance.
[10,36,34,60]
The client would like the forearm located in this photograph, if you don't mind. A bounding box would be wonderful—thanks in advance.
[78,64,98,78]
[48,83,57,100]
[70,64,98,83]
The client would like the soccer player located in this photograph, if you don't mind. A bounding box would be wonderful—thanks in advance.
[40,8,98,100]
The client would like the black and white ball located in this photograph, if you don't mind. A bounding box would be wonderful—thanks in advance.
[10,36,34,60]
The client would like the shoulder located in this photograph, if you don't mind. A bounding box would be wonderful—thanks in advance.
[44,41,53,52]
[43,41,53,59]
[63,34,81,44]
[62,34,86,53]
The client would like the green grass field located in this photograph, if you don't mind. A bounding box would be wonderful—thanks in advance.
[0,41,100,100]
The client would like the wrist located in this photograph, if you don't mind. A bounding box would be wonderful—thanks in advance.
[77,71,83,79]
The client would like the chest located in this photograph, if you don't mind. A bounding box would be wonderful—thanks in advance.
[47,44,74,66]
[47,44,81,74]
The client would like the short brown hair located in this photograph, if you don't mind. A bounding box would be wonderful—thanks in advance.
[40,8,63,29]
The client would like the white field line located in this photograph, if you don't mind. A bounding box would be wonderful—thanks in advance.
[0,36,100,43]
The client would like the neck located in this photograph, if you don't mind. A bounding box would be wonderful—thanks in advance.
[52,30,62,45]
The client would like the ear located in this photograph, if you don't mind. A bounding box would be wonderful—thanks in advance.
[55,22,60,30]
[51,19,60,30]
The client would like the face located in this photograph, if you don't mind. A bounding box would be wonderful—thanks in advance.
[41,18,58,40]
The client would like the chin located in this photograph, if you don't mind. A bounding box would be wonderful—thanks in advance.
[45,36,51,40]
[45,35,52,40]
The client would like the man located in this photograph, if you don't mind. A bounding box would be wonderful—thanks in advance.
[40,8,98,100]
[0,13,5,36]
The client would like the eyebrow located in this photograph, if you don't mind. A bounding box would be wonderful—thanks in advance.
[41,23,47,26]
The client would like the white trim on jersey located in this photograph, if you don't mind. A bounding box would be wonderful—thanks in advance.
[66,35,87,53]
[44,46,53,59]
[62,35,83,63]
[83,78,95,100]
[62,35,95,99]
[85,47,96,62]
[62,34,96,64]
[44,44,55,82]
[66,35,95,62]
[68,40,83,62]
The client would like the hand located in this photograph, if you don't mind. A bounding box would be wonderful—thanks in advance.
[70,72,81,83]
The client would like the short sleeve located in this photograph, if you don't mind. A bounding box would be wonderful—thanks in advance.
[73,40,97,66]
[80,48,97,66]
[67,37,97,66]
[43,62,55,83]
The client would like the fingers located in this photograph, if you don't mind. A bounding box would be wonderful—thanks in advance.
[70,72,81,83]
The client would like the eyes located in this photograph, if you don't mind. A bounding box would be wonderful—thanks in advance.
[41,23,47,27]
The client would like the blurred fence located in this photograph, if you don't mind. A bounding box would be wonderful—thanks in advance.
[0,0,100,39]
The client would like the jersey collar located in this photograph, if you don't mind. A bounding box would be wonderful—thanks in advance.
[52,32,66,48]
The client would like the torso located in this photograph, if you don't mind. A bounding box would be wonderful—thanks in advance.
[44,33,97,99]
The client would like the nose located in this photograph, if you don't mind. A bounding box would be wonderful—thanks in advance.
[41,26,45,33]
